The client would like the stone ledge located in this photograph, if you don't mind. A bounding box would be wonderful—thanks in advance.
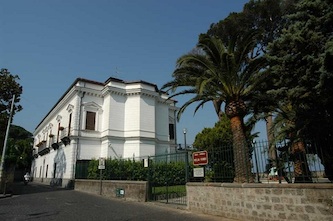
[187,182,333,189]
[77,179,147,185]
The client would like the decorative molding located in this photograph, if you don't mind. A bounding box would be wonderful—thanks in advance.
[56,115,62,122]
[102,86,126,96]
[84,91,103,98]
[66,104,74,113]
[126,90,157,98]
[82,101,102,113]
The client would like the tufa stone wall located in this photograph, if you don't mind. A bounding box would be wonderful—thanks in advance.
[187,182,333,221]
[75,179,148,202]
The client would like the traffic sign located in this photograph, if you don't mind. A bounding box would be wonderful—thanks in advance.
[98,157,105,170]
[192,151,208,166]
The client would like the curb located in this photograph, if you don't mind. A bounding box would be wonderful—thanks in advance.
[0,193,13,199]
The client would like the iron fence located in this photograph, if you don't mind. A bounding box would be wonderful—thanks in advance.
[198,139,332,183]
[147,152,188,204]
[75,139,332,185]
[75,152,190,205]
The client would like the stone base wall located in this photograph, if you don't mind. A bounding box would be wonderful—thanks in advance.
[187,183,333,221]
[75,179,148,202]
[32,177,74,188]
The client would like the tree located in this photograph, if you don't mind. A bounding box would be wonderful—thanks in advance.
[193,113,234,182]
[193,113,233,151]
[161,46,225,121]
[272,103,312,182]
[0,69,23,153]
[5,125,33,172]
[162,32,268,183]
[266,0,333,180]
[206,0,298,169]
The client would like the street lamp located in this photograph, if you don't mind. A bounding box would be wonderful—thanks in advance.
[0,95,15,182]
[183,128,188,182]
[183,128,187,150]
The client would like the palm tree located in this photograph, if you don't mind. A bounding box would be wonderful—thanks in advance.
[162,33,267,183]
[272,103,313,183]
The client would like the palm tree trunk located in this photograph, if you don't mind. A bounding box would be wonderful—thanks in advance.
[266,113,277,167]
[230,115,254,183]
[291,141,312,183]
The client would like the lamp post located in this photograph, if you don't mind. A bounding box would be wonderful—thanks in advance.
[0,95,15,182]
[183,128,187,150]
[183,128,189,182]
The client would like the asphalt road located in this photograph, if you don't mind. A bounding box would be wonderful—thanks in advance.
[0,182,237,221]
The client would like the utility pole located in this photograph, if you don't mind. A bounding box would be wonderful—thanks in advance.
[0,95,15,181]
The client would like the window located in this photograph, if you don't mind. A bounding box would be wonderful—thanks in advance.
[57,122,61,142]
[68,113,72,136]
[53,163,57,178]
[169,124,175,140]
[82,101,101,131]
[86,111,96,130]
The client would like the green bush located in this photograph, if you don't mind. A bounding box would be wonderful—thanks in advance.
[87,158,187,186]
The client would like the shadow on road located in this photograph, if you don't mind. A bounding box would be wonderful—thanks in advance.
[3,181,70,196]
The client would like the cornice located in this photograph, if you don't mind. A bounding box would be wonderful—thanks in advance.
[102,86,126,97]
[34,88,77,133]
[103,86,162,99]
[84,91,103,98]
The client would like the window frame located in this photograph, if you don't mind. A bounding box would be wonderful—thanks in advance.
[82,101,102,131]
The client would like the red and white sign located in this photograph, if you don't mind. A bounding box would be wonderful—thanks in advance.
[192,151,208,166]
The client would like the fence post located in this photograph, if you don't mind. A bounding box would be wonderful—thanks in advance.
[147,156,152,201]
[253,141,260,183]
[185,151,189,182]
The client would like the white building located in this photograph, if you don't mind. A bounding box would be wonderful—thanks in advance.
[31,77,178,187]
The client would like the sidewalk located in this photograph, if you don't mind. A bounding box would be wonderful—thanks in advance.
[0,180,55,199]
[0,181,15,199]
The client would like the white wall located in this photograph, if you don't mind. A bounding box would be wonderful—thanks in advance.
[139,95,155,138]
[108,92,126,137]
[124,94,141,137]
[32,78,177,186]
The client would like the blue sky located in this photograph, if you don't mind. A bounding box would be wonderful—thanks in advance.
[1,0,266,145]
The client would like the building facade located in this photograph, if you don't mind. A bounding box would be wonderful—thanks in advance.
[31,77,178,187]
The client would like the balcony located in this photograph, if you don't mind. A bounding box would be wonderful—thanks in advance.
[34,127,72,155]
[59,127,71,146]
[38,144,50,156]
[51,143,59,150]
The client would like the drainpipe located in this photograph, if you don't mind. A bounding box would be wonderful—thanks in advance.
[173,105,178,153]
[71,90,85,181]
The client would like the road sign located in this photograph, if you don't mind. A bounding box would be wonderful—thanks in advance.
[192,151,208,166]
[193,167,205,177]
[98,157,105,170]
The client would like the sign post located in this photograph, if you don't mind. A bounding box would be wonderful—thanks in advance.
[192,151,208,178]
[192,151,208,166]
[99,157,105,195]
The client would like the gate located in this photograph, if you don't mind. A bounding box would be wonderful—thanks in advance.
[147,151,191,205]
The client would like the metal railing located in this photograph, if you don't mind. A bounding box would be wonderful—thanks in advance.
[197,139,331,183]
[75,139,332,192]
